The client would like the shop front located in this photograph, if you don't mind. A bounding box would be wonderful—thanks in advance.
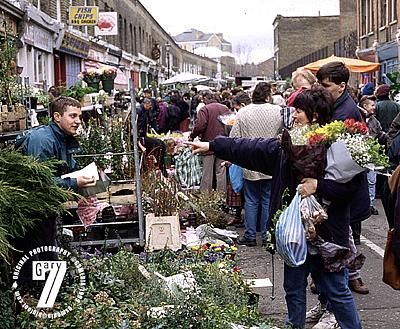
[378,41,399,84]
[55,31,90,87]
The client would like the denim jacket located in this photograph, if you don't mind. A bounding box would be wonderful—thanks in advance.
[16,122,80,190]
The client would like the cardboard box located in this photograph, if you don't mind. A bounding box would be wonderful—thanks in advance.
[145,214,181,251]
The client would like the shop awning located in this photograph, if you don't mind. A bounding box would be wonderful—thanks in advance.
[161,73,210,85]
[303,55,380,73]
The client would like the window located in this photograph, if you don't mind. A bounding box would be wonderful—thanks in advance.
[361,0,367,35]
[56,0,62,22]
[33,49,48,85]
[390,0,397,21]
[381,0,387,27]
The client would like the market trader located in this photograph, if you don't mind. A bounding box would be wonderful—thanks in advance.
[15,96,96,254]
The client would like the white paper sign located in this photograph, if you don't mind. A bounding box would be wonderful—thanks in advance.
[61,162,99,180]
[95,12,118,36]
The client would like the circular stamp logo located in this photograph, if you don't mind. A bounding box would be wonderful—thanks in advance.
[12,246,86,319]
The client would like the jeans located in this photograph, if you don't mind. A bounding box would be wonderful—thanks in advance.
[243,179,271,240]
[367,170,377,205]
[284,255,362,329]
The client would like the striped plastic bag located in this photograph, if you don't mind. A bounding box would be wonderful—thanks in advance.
[275,192,307,267]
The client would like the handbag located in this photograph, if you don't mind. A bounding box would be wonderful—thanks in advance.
[382,228,400,290]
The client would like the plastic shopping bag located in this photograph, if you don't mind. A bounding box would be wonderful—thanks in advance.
[300,195,328,241]
[229,164,244,193]
[275,192,307,267]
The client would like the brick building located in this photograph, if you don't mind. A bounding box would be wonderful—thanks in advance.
[273,15,341,78]
[356,0,400,82]
[273,0,358,79]
[9,0,218,90]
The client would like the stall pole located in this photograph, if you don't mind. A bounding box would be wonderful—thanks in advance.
[129,78,145,247]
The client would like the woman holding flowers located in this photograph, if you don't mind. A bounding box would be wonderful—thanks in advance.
[186,85,363,329]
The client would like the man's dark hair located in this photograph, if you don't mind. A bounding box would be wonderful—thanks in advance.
[316,61,350,85]
[202,91,216,103]
[233,92,251,107]
[293,85,333,125]
[50,96,81,119]
[252,82,272,103]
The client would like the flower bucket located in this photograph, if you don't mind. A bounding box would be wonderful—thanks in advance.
[102,78,114,93]
[86,81,100,92]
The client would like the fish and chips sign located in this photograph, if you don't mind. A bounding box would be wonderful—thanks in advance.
[69,6,98,26]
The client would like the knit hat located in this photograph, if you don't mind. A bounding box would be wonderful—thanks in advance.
[376,84,390,97]
[361,82,374,96]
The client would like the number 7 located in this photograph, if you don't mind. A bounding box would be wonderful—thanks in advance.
[32,261,67,308]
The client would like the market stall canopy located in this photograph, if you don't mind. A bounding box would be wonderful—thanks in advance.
[162,73,210,85]
[194,84,211,91]
[303,55,380,73]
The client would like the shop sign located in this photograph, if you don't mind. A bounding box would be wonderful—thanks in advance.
[23,22,53,53]
[106,53,120,65]
[88,48,106,62]
[95,12,118,36]
[59,32,90,59]
[69,6,98,26]
[0,13,17,36]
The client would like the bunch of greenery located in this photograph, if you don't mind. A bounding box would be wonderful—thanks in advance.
[17,249,276,328]
[76,118,133,181]
[0,25,17,106]
[0,150,76,261]
[191,191,230,228]
[141,171,181,216]
[386,72,400,99]
[61,83,96,102]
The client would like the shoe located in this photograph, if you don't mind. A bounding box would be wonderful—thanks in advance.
[237,237,256,247]
[306,302,326,323]
[312,311,339,329]
[353,236,361,245]
[348,278,369,294]
[370,206,379,215]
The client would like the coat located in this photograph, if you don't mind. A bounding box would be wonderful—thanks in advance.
[210,136,363,248]
[16,121,80,190]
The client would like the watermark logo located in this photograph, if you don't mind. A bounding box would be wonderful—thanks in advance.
[12,246,86,319]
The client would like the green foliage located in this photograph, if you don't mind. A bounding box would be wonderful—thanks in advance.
[0,150,76,261]
[17,249,275,328]
[76,118,133,181]
[192,191,230,228]
[265,188,290,254]
[62,83,96,101]
[386,72,400,98]
[0,32,18,106]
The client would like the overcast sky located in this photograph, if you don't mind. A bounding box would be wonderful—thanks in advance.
[140,0,339,64]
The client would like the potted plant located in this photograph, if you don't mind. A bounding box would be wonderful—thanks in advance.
[79,68,102,92]
[100,66,117,94]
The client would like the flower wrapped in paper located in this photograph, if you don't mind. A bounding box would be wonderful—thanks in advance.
[290,119,388,182]
[281,128,327,179]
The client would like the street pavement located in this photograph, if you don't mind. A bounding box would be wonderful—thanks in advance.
[235,199,400,329]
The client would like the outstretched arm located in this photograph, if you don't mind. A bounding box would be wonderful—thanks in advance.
[186,136,280,175]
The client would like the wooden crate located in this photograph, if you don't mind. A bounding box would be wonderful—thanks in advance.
[0,105,27,132]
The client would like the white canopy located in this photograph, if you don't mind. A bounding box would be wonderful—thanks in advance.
[162,72,210,85]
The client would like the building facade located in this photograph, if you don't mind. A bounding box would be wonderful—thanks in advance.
[5,0,218,91]
[356,0,400,82]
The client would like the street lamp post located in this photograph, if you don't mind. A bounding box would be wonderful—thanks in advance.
[165,42,171,79]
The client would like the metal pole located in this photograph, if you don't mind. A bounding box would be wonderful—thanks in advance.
[129,78,145,247]
[167,52,170,79]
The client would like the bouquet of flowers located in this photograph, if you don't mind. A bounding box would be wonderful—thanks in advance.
[100,66,117,80]
[79,68,102,83]
[290,119,388,182]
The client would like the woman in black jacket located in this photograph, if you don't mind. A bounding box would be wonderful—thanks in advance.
[186,86,362,329]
